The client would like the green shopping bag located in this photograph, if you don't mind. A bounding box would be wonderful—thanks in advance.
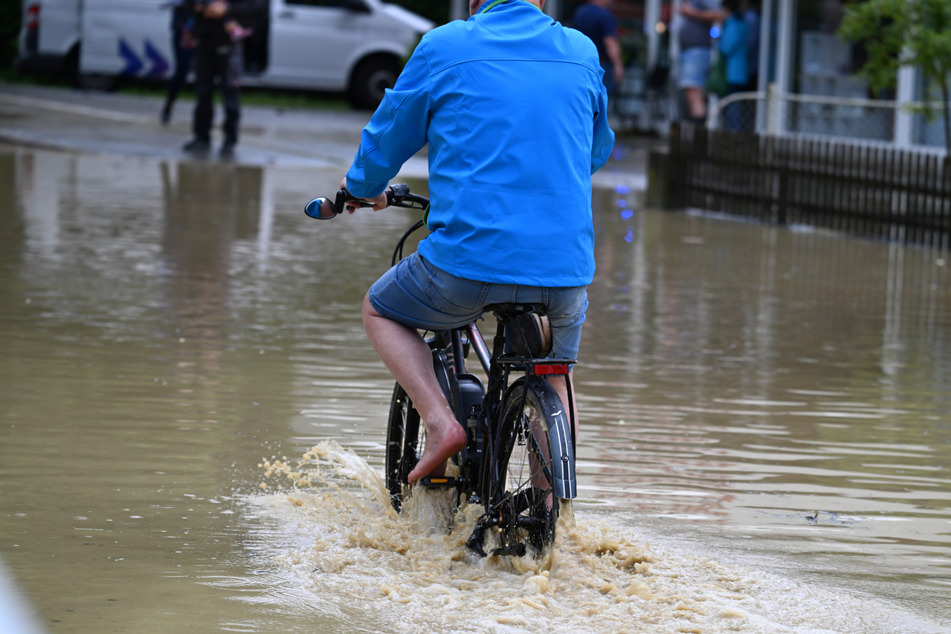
[706,54,728,98]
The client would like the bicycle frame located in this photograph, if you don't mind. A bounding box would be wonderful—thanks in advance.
[305,184,578,556]
[437,311,578,497]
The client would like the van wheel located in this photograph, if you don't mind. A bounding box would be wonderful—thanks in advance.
[74,72,120,92]
[67,47,120,92]
[349,56,398,110]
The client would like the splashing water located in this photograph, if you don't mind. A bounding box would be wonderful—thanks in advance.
[250,442,944,633]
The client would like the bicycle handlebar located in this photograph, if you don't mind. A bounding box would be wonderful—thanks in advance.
[304,183,429,220]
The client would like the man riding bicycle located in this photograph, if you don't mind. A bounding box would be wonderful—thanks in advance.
[340,0,615,483]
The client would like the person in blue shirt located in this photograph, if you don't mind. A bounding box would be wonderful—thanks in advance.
[740,0,761,131]
[719,0,748,131]
[340,0,615,483]
[571,0,625,103]
[743,0,760,93]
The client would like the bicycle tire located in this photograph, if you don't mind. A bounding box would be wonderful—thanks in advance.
[491,376,575,555]
[384,382,423,512]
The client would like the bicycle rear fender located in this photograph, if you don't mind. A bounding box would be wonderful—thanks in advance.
[523,375,577,500]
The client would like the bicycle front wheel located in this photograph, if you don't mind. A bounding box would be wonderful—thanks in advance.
[384,383,423,512]
[491,376,575,555]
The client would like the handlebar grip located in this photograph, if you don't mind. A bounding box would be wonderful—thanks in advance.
[339,188,384,213]
[303,188,373,220]
[305,185,423,220]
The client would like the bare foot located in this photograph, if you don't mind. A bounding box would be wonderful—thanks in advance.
[407,419,467,483]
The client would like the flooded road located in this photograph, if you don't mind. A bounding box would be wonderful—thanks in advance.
[1,143,949,633]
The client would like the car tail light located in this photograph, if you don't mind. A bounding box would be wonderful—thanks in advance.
[26,4,41,31]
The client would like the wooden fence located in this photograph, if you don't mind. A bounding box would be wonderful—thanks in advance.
[649,123,951,247]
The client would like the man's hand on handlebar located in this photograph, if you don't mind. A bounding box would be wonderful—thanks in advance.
[339,179,388,213]
[304,183,426,221]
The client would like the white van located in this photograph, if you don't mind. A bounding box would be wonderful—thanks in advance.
[16,0,433,109]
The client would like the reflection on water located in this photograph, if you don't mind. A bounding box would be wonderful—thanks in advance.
[580,188,951,615]
[0,145,949,632]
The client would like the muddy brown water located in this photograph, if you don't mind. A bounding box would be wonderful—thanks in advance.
[1,145,949,632]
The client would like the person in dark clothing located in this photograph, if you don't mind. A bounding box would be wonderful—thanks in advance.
[182,0,256,157]
[571,0,624,102]
[161,0,194,126]
[740,0,761,131]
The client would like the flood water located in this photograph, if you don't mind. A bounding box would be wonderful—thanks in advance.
[1,144,949,633]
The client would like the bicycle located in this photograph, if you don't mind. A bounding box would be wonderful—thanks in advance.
[305,183,578,558]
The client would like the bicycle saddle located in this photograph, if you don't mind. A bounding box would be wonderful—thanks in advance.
[487,304,552,358]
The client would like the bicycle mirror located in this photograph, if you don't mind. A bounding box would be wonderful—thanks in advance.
[304,197,338,219]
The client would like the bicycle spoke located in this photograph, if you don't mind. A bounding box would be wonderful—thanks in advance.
[385,384,425,512]
[524,422,555,489]
[486,377,568,556]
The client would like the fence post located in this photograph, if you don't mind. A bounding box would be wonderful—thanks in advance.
[646,122,683,209]
[776,135,788,225]
[766,83,780,136]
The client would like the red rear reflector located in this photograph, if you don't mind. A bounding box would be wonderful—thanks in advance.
[533,363,570,376]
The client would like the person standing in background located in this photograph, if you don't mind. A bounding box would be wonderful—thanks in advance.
[741,0,761,131]
[677,0,724,124]
[743,0,760,91]
[182,0,257,157]
[161,0,194,125]
[571,0,625,105]
[719,0,748,131]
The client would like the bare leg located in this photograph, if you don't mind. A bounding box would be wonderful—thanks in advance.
[683,86,707,121]
[362,294,466,482]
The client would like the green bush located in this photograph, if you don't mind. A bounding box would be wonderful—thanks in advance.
[839,0,951,154]
[391,1,450,25]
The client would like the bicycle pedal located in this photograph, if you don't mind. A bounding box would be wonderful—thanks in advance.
[419,476,459,488]
[490,543,526,557]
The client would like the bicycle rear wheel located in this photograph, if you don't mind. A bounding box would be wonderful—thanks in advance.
[491,376,575,555]
[384,383,424,512]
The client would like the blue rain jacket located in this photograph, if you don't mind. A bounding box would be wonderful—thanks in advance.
[345,0,615,286]
[719,14,749,86]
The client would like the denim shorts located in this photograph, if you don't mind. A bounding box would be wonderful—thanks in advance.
[678,46,712,89]
[367,254,589,361]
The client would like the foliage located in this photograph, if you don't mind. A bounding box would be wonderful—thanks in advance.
[839,0,951,154]
[389,0,450,25]
[1,0,22,67]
